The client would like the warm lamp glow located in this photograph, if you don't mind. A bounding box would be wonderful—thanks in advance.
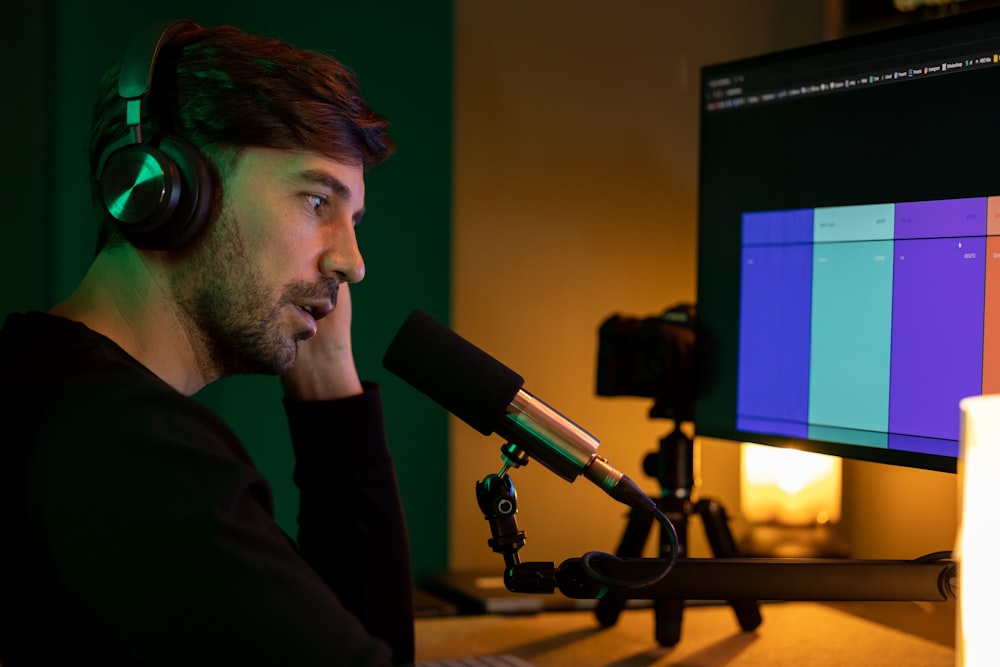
[957,395,1000,666]
[740,443,842,526]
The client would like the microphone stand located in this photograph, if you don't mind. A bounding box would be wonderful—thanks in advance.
[475,444,561,596]
[474,439,957,648]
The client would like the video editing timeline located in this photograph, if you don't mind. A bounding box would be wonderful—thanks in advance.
[704,40,1000,112]
[736,196,1000,460]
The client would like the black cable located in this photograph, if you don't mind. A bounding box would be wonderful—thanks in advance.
[579,479,680,591]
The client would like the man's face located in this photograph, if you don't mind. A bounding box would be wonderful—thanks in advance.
[170,147,366,377]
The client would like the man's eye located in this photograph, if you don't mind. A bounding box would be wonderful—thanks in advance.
[305,194,326,212]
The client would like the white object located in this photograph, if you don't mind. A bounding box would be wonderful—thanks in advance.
[956,394,1000,666]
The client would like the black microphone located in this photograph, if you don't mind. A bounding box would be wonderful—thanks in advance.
[382,309,657,512]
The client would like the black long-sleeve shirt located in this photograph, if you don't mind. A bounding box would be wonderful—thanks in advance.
[0,312,414,665]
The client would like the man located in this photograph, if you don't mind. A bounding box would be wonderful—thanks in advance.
[0,20,414,666]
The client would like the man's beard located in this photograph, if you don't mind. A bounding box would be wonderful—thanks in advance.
[168,210,336,379]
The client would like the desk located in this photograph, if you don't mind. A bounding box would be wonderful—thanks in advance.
[415,602,956,666]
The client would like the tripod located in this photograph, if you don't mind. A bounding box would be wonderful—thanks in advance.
[594,402,762,646]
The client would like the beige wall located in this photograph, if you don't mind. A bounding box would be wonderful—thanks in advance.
[451,0,957,572]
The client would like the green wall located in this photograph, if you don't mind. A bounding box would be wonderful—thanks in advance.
[2,0,452,581]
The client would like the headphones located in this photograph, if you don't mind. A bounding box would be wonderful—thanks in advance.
[96,19,213,250]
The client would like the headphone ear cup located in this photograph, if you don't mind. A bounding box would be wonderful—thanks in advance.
[100,134,213,250]
[149,135,214,250]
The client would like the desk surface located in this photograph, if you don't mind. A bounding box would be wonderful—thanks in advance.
[415,601,956,667]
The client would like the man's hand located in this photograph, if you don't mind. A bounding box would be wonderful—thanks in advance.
[282,282,363,401]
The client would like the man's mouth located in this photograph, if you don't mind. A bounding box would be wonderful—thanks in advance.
[294,301,333,321]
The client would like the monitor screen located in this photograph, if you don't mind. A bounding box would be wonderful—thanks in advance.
[694,9,1000,474]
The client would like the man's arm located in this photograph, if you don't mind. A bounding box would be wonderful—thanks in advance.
[281,281,415,662]
[35,381,399,666]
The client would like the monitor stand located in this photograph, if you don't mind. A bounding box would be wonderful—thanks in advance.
[594,409,762,646]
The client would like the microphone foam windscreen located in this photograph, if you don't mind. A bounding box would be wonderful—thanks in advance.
[382,310,524,435]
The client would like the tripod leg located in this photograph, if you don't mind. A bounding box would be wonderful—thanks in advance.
[651,498,689,646]
[697,498,763,632]
[654,598,685,647]
[595,505,655,628]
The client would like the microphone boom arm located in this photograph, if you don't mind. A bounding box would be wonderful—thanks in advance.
[472,463,955,625]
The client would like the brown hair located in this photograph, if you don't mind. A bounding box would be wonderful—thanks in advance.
[89,23,395,249]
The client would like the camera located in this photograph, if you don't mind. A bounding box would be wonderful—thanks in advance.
[596,303,700,420]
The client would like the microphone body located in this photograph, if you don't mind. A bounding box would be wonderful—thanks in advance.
[382,310,633,505]
[497,389,624,493]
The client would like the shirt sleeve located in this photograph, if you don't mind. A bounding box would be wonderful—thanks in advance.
[283,382,416,664]
[33,376,407,666]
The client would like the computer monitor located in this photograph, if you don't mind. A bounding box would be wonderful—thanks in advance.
[694,8,1000,475]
